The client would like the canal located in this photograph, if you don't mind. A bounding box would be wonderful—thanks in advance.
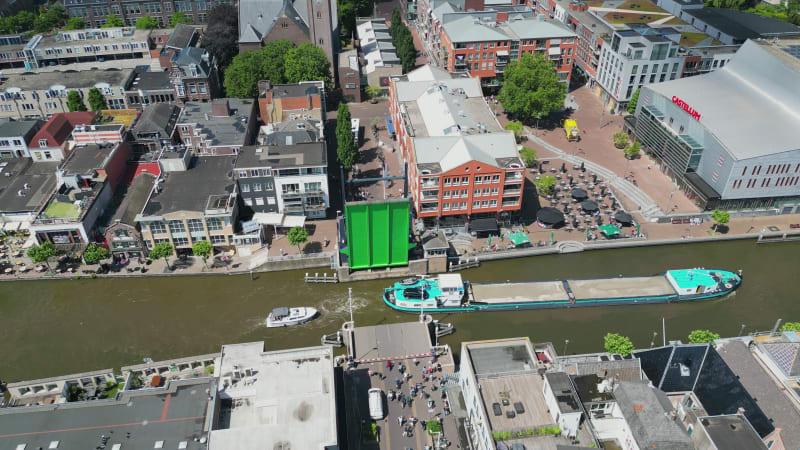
[1,239,799,382]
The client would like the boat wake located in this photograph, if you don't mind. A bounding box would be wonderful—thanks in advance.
[318,293,370,318]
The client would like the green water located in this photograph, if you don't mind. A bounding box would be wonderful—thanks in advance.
[1,239,798,382]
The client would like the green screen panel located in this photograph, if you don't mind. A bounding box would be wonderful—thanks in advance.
[342,200,414,270]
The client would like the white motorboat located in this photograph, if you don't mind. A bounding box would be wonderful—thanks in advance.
[266,306,318,328]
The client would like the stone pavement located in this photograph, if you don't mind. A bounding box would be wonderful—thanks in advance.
[497,86,700,218]
[344,356,461,450]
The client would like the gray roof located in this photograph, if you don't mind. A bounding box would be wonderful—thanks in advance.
[165,23,197,49]
[644,40,800,161]
[467,340,536,376]
[565,357,642,382]
[142,156,236,216]
[698,415,768,450]
[178,99,255,147]
[111,172,157,225]
[443,16,508,43]
[0,379,214,450]
[0,161,58,213]
[172,47,213,78]
[235,142,326,169]
[545,372,581,413]
[613,382,693,450]
[414,133,522,173]
[0,68,134,91]
[125,68,172,91]
[269,82,323,99]
[422,230,448,250]
[0,119,42,139]
[61,143,118,175]
[503,18,576,40]
[685,8,800,40]
[716,340,800,448]
[238,0,310,43]
[133,103,181,137]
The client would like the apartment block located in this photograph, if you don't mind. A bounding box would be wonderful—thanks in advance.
[175,98,258,156]
[63,0,233,27]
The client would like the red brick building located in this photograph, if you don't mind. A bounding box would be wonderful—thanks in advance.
[389,66,524,224]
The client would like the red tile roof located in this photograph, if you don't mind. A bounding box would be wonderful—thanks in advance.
[28,111,96,149]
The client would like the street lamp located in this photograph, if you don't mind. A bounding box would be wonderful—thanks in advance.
[563,339,570,355]
[738,323,747,337]
[650,331,658,347]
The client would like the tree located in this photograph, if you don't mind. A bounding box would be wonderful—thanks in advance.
[170,12,192,27]
[87,88,107,111]
[149,242,174,268]
[287,226,309,253]
[102,14,125,28]
[223,41,295,98]
[780,322,800,332]
[192,240,213,267]
[67,91,86,112]
[135,16,159,29]
[28,242,57,270]
[336,103,358,169]
[284,43,332,90]
[258,40,294,85]
[604,333,634,357]
[202,4,239,70]
[65,17,86,30]
[613,131,629,149]
[389,7,417,73]
[534,175,556,196]
[83,243,109,264]
[365,85,383,103]
[498,54,566,123]
[34,5,67,33]
[711,209,730,234]
[688,329,720,344]
[370,116,381,140]
[505,121,524,142]
[627,88,641,115]
[624,141,641,159]
[520,148,537,168]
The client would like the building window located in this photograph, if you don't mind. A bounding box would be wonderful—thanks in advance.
[149,221,167,234]
[168,220,185,233]
[173,237,189,247]
[187,219,204,233]
[241,184,250,192]
[210,235,226,244]
[206,217,224,231]
[244,198,253,206]
[253,183,262,192]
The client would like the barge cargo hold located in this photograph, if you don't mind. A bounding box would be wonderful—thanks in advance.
[382,269,741,313]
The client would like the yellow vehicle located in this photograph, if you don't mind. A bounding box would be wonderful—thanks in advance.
[564,119,580,141]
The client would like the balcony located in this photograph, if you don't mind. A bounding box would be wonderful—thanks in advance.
[284,204,305,213]
[501,199,519,207]
[420,202,439,213]
[421,179,439,188]
[502,187,521,195]
[505,172,523,182]
[421,190,439,200]
[305,202,327,211]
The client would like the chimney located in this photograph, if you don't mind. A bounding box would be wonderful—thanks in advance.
[737,407,745,416]
[201,51,209,63]
[211,99,230,117]
[259,80,272,103]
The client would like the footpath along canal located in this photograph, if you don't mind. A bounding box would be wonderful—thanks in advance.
[1,239,799,382]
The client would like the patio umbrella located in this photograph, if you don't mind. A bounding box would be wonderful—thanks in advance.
[561,162,566,173]
[581,200,599,212]
[571,188,588,201]
[536,207,565,225]
[580,162,585,172]
[592,174,597,183]
[598,224,622,237]
[615,211,634,225]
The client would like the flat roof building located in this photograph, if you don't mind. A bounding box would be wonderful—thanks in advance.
[209,342,339,449]
[0,378,215,450]
[634,39,800,211]
[681,8,800,45]
[176,98,258,156]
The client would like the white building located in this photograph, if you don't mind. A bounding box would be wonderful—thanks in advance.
[209,342,339,450]
[596,25,686,111]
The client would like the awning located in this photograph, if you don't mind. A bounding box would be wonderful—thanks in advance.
[385,117,395,135]
[548,47,561,56]
[3,221,20,231]
[536,207,564,225]
[496,50,509,56]
[599,224,622,236]
[282,215,306,228]
[19,221,30,230]
[470,218,498,234]
[253,212,284,226]
[507,232,531,246]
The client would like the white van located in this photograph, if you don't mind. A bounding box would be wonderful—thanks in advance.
[368,388,384,420]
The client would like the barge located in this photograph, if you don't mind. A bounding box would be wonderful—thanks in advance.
[383,269,741,313]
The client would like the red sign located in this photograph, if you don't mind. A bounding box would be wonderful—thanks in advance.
[672,96,701,120]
